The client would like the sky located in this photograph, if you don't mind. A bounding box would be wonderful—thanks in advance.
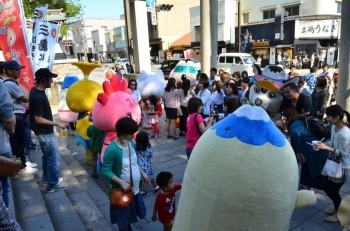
[80,0,124,19]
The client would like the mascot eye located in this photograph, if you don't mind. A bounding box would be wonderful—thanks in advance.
[261,88,267,93]
[268,92,277,99]
[254,87,260,93]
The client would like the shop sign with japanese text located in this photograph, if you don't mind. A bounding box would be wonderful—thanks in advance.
[295,19,340,39]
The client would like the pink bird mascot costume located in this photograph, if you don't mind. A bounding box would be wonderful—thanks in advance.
[92,75,141,163]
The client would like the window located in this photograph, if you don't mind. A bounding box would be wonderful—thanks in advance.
[226,56,234,63]
[219,56,225,63]
[243,13,249,24]
[285,5,299,16]
[263,9,275,20]
[235,57,242,64]
[337,3,342,13]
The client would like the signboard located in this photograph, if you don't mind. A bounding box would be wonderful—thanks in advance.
[295,19,339,39]
[269,47,276,64]
[252,41,269,47]
[151,11,157,25]
[327,47,335,66]
[0,0,35,93]
[146,7,155,12]
[146,0,155,7]
[230,27,235,44]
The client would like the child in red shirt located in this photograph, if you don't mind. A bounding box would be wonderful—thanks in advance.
[152,172,182,231]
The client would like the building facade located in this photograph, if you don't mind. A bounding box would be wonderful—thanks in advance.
[71,18,124,61]
[235,0,342,67]
[113,26,128,59]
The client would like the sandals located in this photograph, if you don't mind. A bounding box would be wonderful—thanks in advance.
[324,215,339,223]
[326,208,336,215]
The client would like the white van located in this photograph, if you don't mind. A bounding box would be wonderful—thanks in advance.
[217,53,256,78]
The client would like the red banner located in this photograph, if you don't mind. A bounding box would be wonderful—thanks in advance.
[0,0,34,96]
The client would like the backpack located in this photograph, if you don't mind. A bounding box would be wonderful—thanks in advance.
[305,116,331,139]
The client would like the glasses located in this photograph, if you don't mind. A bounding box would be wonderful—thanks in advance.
[130,83,136,86]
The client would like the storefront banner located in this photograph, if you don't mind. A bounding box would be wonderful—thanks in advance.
[0,0,35,94]
[31,20,60,71]
[295,19,340,39]
[327,47,335,66]
[269,47,276,64]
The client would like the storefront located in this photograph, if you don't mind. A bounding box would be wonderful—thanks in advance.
[251,41,270,67]
[294,18,340,68]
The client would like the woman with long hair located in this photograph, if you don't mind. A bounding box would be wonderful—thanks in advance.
[179,79,191,136]
[282,107,329,192]
[163,78,180,139]
[128,79,141,102]
[191,73,212,118]
[186,97,214,159]
[211,80,225,121]
[315,105,350,223]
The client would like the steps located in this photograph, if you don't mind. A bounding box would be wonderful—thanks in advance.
[10,134,119,231]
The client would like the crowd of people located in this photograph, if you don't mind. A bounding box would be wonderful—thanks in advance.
[1,57,349,230]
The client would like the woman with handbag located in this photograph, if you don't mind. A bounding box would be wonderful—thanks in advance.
[282,107,329,191]
[163,78,181,140]
[179,79,192,136]
[102,116,150,231]
[315,105,350,223]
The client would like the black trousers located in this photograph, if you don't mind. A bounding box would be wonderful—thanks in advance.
[323,180,344,212]
[10,114,27,168]
[179,105,188,133]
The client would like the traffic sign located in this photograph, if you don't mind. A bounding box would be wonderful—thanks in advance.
[146,0,155,7]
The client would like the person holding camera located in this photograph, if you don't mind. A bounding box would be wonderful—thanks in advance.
[185,98,214,159]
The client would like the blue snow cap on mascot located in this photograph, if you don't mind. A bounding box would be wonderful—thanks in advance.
[173,105,316,231]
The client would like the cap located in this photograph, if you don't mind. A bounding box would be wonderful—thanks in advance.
[3,60,25,70]
[35,68,58,80]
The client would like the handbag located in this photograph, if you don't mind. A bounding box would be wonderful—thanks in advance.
[321,153,343,178]
[176,96,183,116]
[321,136,343,178]
[110,143,134,208]
[0,156,22,177]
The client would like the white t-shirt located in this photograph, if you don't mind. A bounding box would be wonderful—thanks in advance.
[198,89,212,115]
[131,89,141,102]
[179,89,191,107]
[118,144,141,195]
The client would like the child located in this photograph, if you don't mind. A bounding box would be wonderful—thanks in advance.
[152,172,182,231]
[86,124,104,178]
[147,95,160,138]
[136,131,160,195]
[224,97,240,117]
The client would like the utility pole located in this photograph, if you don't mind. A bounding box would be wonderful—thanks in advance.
[336,0,350,110]
[123,0,134,66]
[200,0,211,74]
[209,0,218,69]
[237,0,241,53]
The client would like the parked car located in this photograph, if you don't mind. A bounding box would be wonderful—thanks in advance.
[159,59,182,80]
[217,53,256,78]
[114,58,130,69]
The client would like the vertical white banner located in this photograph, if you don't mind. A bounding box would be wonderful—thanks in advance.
[270,47,276,64]
[327,47,335,65]
[31,21,60,71]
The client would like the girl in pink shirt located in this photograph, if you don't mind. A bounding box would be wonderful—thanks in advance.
[186,97,214,159]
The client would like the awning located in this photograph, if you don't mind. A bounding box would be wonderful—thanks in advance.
[171,32,191,47]
[275,44,293,48]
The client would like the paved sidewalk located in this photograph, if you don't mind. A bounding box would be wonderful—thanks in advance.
[52,103,348,231]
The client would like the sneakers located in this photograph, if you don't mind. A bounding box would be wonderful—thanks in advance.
[19,167,38,174]
[25,161,37,168]
[46,182,67,193]
[90,171,98,179]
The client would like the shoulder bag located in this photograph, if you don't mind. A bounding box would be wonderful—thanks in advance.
[110,143,134,208]
[321,135,343,178]
[0,156,22,177]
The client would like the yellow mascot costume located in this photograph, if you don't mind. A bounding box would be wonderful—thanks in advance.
[173,105,316,231]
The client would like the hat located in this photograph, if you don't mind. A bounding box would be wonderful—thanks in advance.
[35,68,58,80]
[4,60,25,70]
[223,68,231,75]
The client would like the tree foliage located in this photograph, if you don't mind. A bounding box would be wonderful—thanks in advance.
[22,0,84,36]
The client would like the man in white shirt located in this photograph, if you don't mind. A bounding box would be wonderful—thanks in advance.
[319,52,325,69]
[310,52,315,68]
[277,53,282,64]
